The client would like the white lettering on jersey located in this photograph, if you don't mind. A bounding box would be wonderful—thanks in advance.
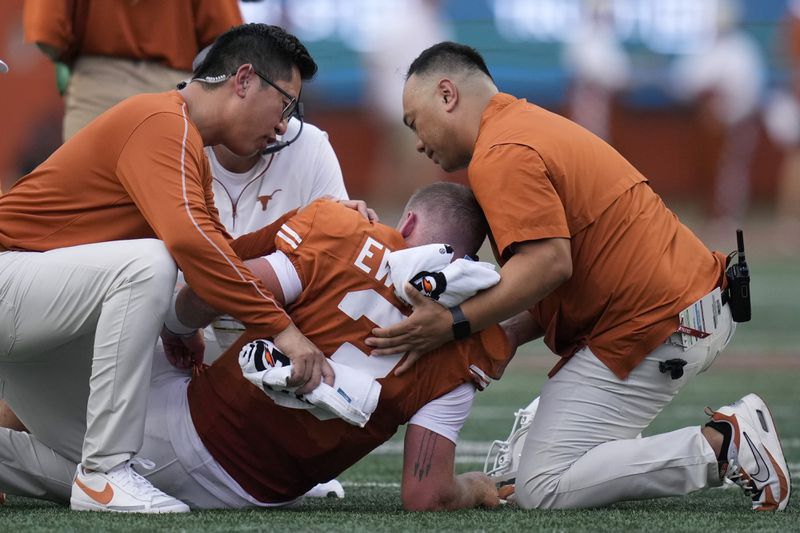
[354,237,393,287]
[333,289,404,378]
[354,237,383,274]
[376,248,392,287]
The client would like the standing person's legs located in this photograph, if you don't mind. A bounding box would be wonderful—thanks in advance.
[63,56,190,140]
[712,116,759,224]
[0,239,176,472]
[515,307,734,509]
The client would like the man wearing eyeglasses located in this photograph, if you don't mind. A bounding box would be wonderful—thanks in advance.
[190,44,350,367]
[173,42,350,366]
[0,24,336,513]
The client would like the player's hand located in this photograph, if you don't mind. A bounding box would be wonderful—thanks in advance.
[497,483,516,505]
[461,472,502,509]
[366,283,452,375]
[161,327,205,370]
[336,199,379,223]
[272,323,334,394]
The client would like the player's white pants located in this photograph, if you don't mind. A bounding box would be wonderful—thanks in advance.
[136,353,296,509]
[0,349,296,508]
[515,303,735,509]
[0,240,175,472]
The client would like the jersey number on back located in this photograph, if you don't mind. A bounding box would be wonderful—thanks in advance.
[333,289,405,379]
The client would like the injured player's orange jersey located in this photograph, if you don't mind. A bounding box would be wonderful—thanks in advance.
[189,199,511,503]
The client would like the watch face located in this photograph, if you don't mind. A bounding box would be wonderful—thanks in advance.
[452,318,471,340]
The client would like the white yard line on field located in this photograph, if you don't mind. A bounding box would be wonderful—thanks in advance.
[468,405,800,421]
[344,465,800,488]
[372,438,800,456]
[341,481,400,488]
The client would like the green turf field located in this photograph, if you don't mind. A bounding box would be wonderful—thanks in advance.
[2,248,798,531]
[3,363,798,532]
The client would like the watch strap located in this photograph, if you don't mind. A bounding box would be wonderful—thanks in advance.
[449,305,471,340]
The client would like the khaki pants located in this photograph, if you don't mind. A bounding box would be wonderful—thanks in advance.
[63,56,191,141]
[0,239,176,471]
[516,302,735,509]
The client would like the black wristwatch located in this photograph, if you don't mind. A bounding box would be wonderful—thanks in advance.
[449,305,471,340]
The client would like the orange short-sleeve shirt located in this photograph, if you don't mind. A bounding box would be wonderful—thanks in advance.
[24,0,243,71]
[469,94,727,378]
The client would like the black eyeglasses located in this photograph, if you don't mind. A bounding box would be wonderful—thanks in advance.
[252,69,298,121]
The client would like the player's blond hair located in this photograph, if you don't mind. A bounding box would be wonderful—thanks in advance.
[403,182,488,257]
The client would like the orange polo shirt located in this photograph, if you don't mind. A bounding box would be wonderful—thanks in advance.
[23,0,242,71]
[469,93,727,379]
[0,90,290,336]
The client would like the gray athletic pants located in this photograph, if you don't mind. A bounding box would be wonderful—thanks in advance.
[0,239,176,471]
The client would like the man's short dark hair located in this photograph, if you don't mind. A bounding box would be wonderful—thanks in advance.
[407,42,493,82]
[193,24,317,87]
[405,182,488,257]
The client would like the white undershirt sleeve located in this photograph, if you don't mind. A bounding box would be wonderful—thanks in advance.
[309,131,349,201]
[264,250,303,306]
[408,382,476,444]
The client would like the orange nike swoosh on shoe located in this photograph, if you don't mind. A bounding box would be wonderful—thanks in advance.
[75,478,114,505]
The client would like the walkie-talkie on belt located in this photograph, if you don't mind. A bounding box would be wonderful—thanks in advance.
[725,229,751,323]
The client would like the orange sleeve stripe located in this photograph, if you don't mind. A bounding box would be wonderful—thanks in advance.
[177,103,285,310]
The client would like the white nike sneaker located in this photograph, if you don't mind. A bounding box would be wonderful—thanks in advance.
[303,479,345,499]
[71,458,190,513]
[706,393,791,511]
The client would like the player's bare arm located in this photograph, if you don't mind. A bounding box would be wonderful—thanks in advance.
[401,424,500,511]
[499,309,544,351]
[174,258,286,330]
[173,257,333,393]
[368,238,571,374]
[161,258,285,370]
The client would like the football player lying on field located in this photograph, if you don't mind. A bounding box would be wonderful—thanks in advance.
[0,184,532,511]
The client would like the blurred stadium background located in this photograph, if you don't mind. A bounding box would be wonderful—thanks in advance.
[1,0,797,214]
[0,0,798,528]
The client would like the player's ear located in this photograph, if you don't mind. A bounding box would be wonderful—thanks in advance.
[398,211,417,239]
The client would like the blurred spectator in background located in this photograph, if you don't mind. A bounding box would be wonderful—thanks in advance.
[773,0,800,246]
[360,0,451,212]
[23,0,242,141]
[561,0,630,142]
[671,0,765,238]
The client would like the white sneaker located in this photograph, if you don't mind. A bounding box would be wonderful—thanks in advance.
[71,458,190,513]
[303,479,345,498]
[706,393,791,511]
[484,397,540,484]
